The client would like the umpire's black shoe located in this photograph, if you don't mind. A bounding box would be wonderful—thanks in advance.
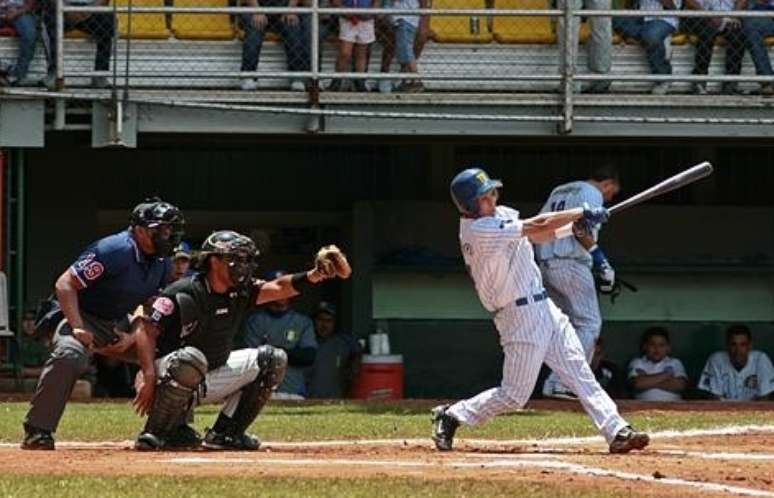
[431,405,460,451]
[134,431,165,451]
[203,429,261,451]
[21,424,55,450]
[165,425,202,450]
[609,426,650,454]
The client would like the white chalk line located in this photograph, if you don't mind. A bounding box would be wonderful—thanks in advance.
[655,450,774,461]
[1,423,773,450]
[162,454,774,497]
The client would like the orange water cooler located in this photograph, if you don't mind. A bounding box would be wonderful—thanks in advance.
[351,354,404,400]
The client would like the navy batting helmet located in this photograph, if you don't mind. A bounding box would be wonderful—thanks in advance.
[449,168,503,216]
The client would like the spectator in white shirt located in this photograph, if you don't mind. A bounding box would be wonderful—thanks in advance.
[699,324,774,401]
[628,327,688,401]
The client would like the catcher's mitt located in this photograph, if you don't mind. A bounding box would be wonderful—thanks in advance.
[314,245,352,279]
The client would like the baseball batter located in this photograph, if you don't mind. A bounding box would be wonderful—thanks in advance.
[132,230,350,450]
[535,166,620,399]
[432,168,649,454]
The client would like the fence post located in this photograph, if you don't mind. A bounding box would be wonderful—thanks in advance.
[559,0,574,135]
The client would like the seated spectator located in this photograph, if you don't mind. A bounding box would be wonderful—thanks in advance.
[682,0,745,95]
[628,327,688,401]
[699,324,774,400]
[742,0,774,96]
[613,0,681,95]
[0,0,38,86]
[42,0,115,89]
[328,0,376,92]
[238,270,317,397]
[239,0,311,91]
[170,242,193,282]
[376,0,428,93]
[18,309,50,378]
[306,302,362,398]
[591,338,627,398]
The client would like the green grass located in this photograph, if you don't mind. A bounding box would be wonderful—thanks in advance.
[0,475,625,498]
[1,400,771,443]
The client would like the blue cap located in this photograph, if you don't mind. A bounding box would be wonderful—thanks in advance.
[174,241,192,260]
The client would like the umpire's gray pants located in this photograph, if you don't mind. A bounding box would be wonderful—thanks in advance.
[556,0,612,77]
[25,322,93,432]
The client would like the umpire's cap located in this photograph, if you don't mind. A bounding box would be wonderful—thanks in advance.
[450,168,502,216]
[130,197,184,228]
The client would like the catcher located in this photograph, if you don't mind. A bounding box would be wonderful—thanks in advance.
[132,230,351,450]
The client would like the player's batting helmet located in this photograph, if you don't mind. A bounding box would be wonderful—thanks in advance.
[449,168,503,216]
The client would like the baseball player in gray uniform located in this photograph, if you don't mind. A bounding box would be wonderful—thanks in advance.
[535,166,621,399]
[432,167,648,454]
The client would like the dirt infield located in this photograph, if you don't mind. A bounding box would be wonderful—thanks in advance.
[3,427,773,497]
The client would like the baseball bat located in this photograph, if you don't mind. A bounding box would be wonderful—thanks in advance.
[608,161,713,216]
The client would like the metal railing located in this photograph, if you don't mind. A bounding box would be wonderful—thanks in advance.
[30,0,774,131]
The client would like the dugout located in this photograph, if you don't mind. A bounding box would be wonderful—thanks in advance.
[3,134,774,397]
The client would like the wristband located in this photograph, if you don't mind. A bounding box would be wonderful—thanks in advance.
[290,271,314,293]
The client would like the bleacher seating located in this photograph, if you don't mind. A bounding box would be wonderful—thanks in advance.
[492,0,554,44]
[431,0,494,43]
[171,0,236,40]
[117,0,171,39]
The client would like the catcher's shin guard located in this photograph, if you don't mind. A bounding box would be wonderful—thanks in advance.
[141,347,207,441]
[230,345,287,435]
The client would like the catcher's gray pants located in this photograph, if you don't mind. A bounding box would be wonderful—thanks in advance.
[556,0,612,78]
[156,348,263,417]
[539,259,602,396]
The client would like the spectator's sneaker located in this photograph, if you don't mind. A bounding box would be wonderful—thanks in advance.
[760,83,774,97]
[326,79,342,92]
[165,424,202,450]
[135,431,164,451]
[91,76,111,89]
[651,82,670,95]
[609,426,650,454]
[41,73,57,91]
[431,405,459,451]
[721,82,743,95]
[691,82,708,95]
[378,79,394,94]
[290,79,306,92]
[240,78,257,91]
[397,80,424,93]
[21,425,55,450]
[353,80,368,92]
[203,428,261,451]
[546,388,578,401]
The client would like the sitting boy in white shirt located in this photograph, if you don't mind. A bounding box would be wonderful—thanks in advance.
[628,327,688,401]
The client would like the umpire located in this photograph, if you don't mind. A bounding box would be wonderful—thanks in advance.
[132,230,346,450]
[21,198,184,450]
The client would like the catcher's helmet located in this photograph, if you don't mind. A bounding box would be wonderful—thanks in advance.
[200,230,259,285]
[449,168,503,216]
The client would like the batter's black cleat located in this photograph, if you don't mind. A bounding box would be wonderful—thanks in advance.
[431,405,459,451]
[21,425,55,450]
[165,424,202,450]
[203,429,261,451]
[609,426,650,454]
[134,431,165,451]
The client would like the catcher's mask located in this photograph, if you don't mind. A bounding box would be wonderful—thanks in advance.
[130,197,185,257]
[200,230,259,286]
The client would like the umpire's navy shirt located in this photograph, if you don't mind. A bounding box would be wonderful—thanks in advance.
[69,229,169,320]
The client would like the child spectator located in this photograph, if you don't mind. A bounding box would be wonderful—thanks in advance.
[329,0,377,91]
[628,327,688,401]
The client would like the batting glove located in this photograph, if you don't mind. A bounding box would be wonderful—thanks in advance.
[582,203,610,226]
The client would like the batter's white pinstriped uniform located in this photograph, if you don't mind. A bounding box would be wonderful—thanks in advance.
[535,182,604,395]
[447,205,628,443]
